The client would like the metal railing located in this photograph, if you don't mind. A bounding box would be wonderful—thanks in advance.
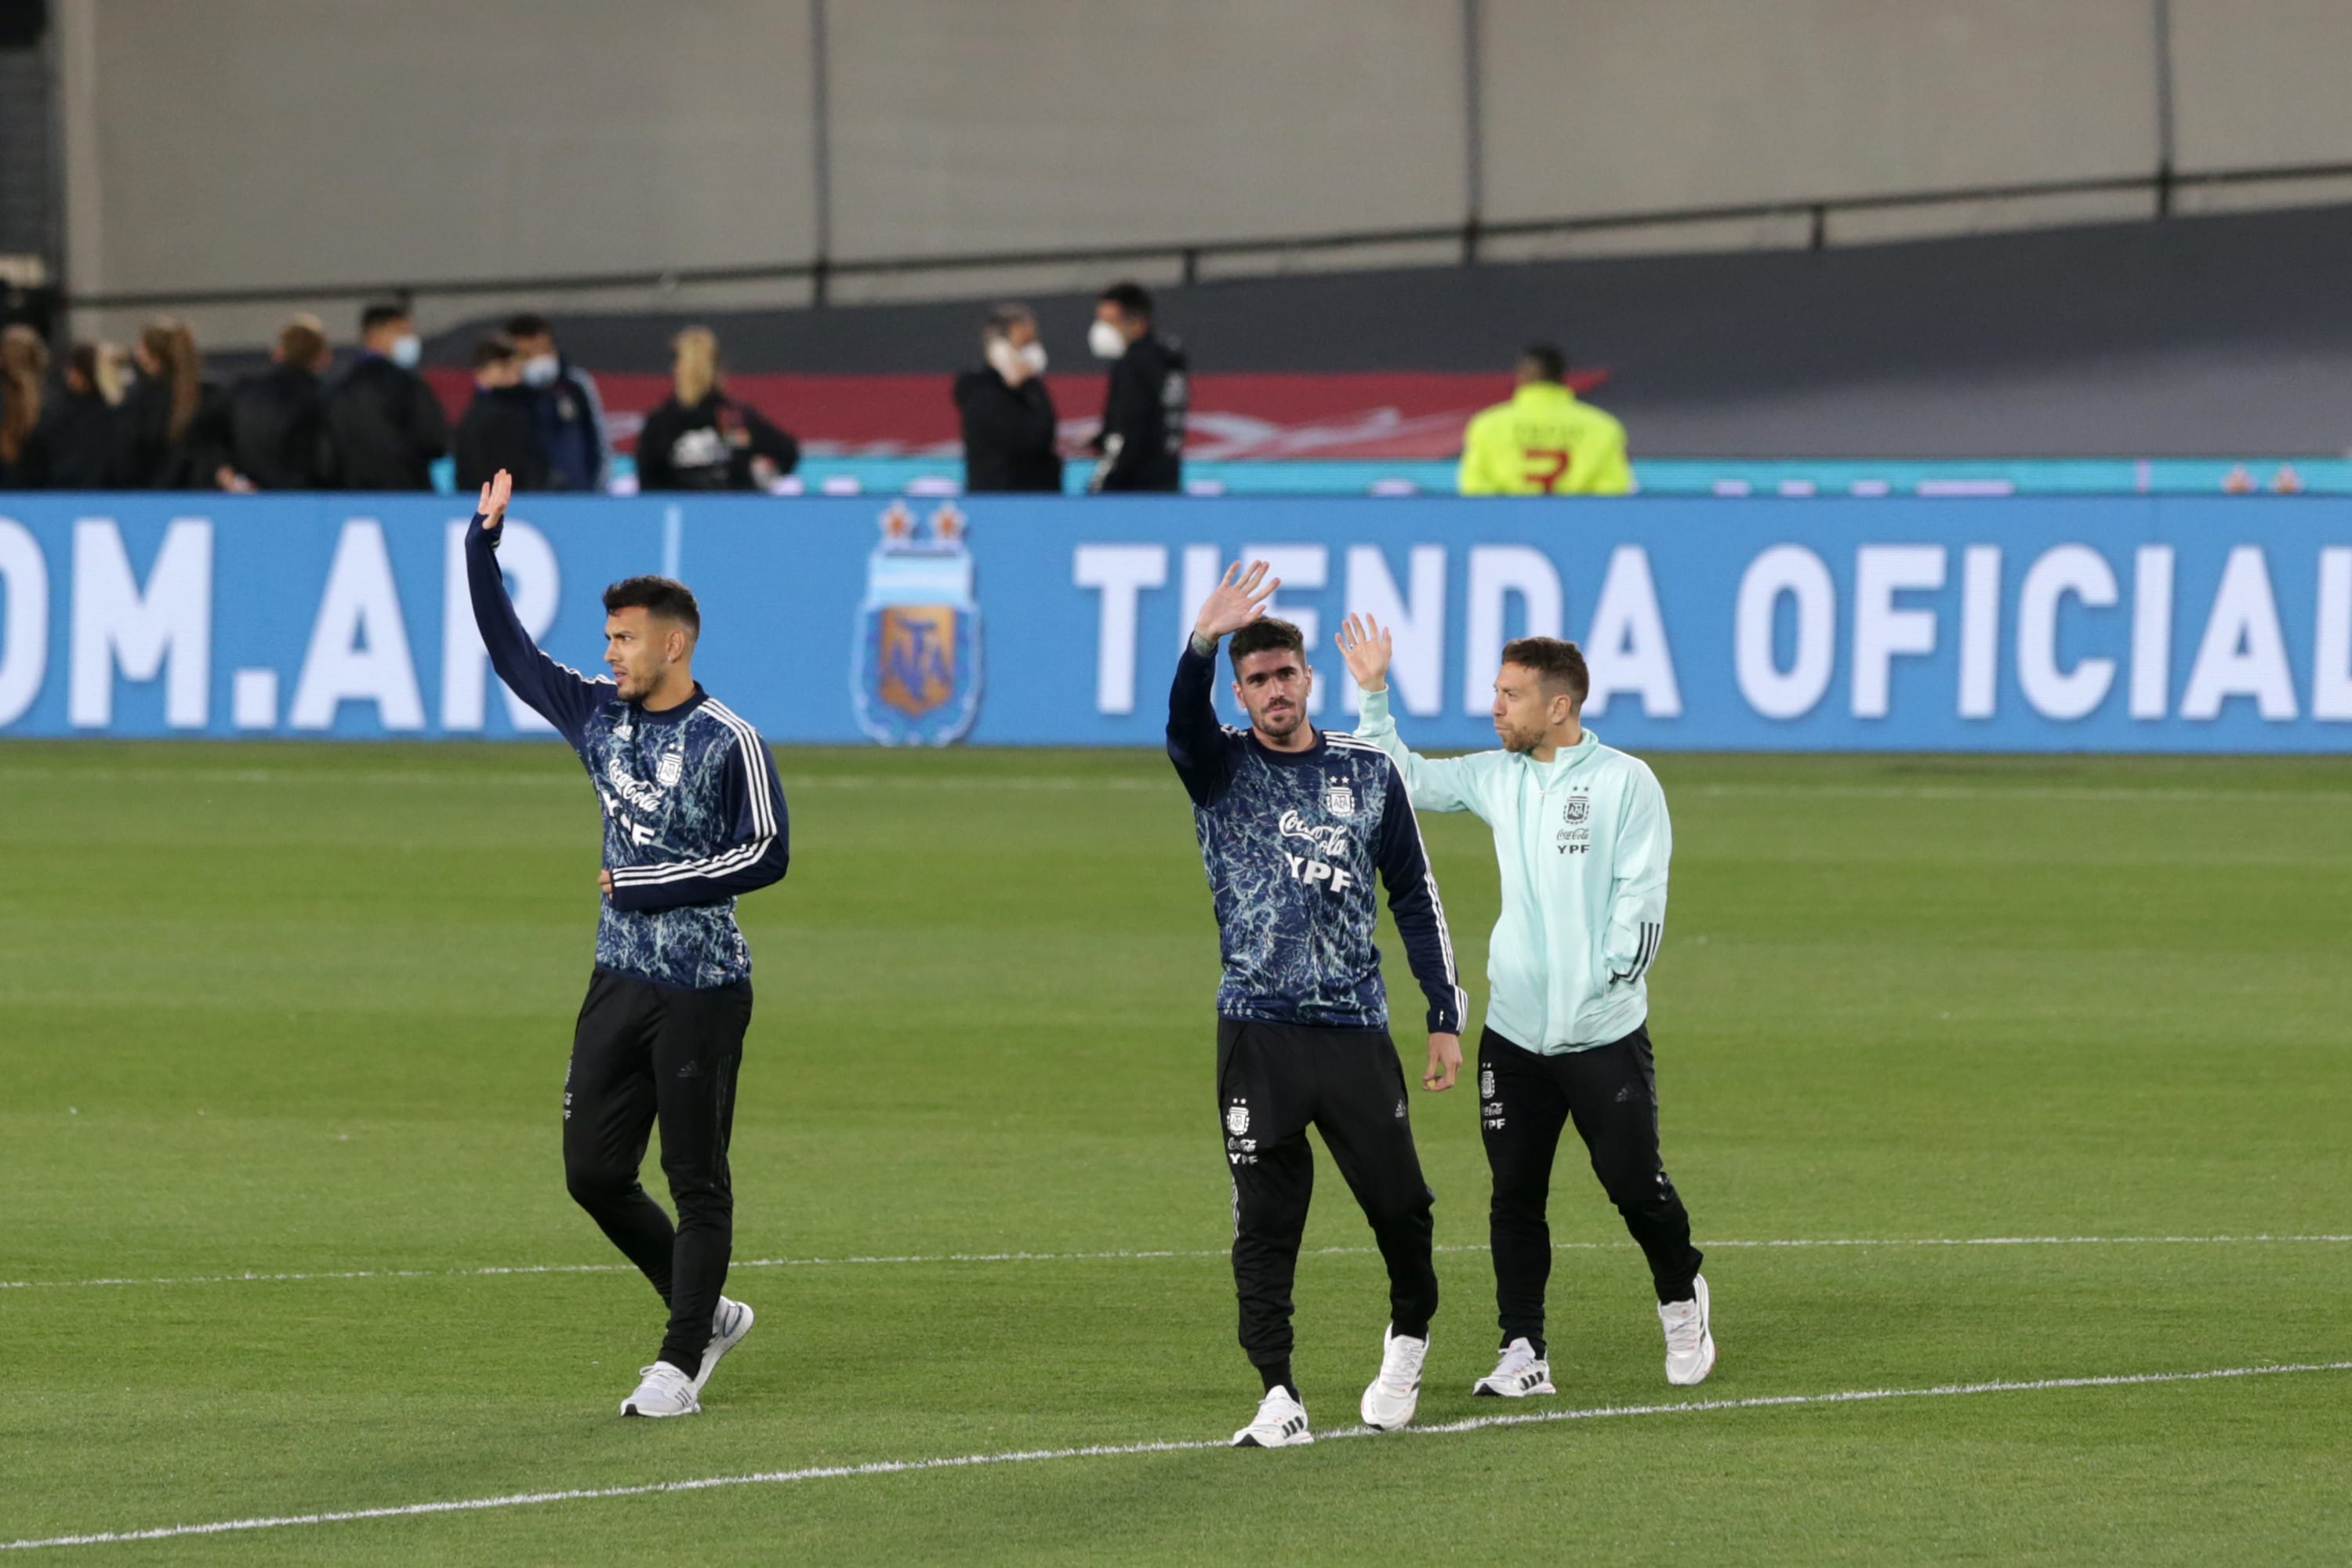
[62,155,2352,318]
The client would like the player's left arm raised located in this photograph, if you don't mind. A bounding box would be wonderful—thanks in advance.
[604,733,791,913]
[1371,761,1467,1090]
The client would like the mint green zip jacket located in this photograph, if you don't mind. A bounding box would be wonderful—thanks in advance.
[1355,689,1670,1052]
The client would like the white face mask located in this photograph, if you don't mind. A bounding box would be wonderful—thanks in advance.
[1020,341,1047,374]
[521,352,561,388]
[1087,319,1127,360]
[388,333,422,369]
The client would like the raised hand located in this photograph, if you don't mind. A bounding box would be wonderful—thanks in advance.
[1192,560,1281,644]
[1334,612,1393,694]
[476,469,514,533]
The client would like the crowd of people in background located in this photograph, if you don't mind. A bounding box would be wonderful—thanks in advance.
[1,278,1619,497]
[0,306,652,495]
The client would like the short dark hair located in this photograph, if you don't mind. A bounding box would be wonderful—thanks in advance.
[1519,343,1567,383]
[1502,636,1588,706]
[982,302,1033,340]
[360,302,410,335]
[1229,617,1305,672]
[503,312,553,341]
[276,314,328,369]
[1099,281,1153,321]
[603,575,701,636]
[471,333,517,370]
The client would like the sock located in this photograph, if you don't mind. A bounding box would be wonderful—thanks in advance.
[1392,1316,1431,1342]
[1258,1360,1297,1399]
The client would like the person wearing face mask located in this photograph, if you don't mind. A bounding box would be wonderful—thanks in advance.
[505,313,612,492]
[954,303,1062,493]
[1087,281,1188,494]
[323,302,449,491]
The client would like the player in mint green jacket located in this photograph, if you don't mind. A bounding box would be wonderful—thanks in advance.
[1339,615,1716,1396]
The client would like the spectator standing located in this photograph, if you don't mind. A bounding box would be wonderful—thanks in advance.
[454,335,549,492]
[226,314,335,489]
[1457,344,1632,496]
[1087,281,1188,493]
[34,342,136,488]
[0,325,49,487]
[956,303,1062,493]
[505,313,612,492]
[122,318,234,489]
[635,327,799,492]
[325,302,448,490]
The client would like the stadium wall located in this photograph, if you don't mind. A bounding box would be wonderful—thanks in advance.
[55,2,2352,346]
[0,496,2347,753]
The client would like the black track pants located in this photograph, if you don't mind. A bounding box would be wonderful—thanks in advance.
[1479,1024,1701,1353]
[1218,1018,1439,1371]
[562,967,751,1375]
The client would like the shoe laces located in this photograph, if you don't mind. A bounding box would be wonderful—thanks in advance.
[638,1363,688,1389]
[1257,1387,1300,1420]
[1379,1331,1429,1388]
[1491,1339,1539,1379]
[1661,1299,1704,1354]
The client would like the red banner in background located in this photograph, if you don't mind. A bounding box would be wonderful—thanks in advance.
[426,368,1608,462]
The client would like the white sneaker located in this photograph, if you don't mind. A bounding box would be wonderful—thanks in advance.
[619,1361,700,1418]
[1472,1337,1555,1398]
[693,1296,754,1396]
[1660,1273,1716,1386]
[1359,1325,1429,1431]
[1230,1386,1314,1448]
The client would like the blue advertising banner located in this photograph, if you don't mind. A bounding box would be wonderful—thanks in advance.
[0,493,2346,751]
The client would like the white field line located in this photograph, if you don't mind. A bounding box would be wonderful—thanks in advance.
[5,1359,2347,1553]
[3,1232,2347,1294]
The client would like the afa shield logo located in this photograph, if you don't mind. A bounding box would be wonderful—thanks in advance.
[853,502,982,746]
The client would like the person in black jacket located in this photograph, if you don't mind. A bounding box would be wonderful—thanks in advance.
[955,303,1062,493]
[225,314,335,489]
[325,302,448,490]
[32,342,136,488]
[635,327,798,492]
[123,318,234,490]
[1087,281,1189,493]
[453,335,549,492]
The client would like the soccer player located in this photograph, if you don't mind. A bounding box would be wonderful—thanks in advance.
[1337,615,1715,1396]
[1170,561,1468,1449]
[1456,343,1633,496]
[466,469,789,1418]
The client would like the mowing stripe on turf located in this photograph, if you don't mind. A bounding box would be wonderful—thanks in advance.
[5,1360,2347,1552]
[3,1232,2347,1293]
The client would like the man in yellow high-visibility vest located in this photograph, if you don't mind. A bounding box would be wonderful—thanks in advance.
[1457,345,1633,496]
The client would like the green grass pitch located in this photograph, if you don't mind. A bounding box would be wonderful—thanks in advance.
[1,740,2347,1563]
